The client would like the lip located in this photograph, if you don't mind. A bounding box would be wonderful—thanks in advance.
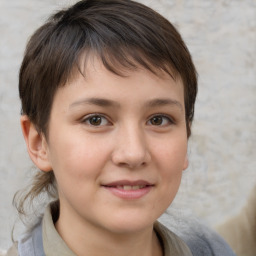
[103,180,152,187]
[102,180,154,200]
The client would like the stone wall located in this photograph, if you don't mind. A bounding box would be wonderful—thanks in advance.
[0,0,255,251]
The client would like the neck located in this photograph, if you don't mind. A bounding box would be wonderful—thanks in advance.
[55,210,163,256]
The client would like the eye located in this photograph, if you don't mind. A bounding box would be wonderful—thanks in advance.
[82,114,110,126]
[147,115,173,126]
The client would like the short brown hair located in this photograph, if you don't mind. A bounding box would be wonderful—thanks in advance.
[19,0,197,138]
[15,0,198,224]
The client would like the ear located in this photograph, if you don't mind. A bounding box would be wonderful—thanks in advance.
[20,115,52,172]
[183,155,189,171]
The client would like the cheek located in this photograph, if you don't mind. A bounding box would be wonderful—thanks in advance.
[153,139,187,172]
[48,133,111,181]
[154,145,184,212]
[152,139,187,203]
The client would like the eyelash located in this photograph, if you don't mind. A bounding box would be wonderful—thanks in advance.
[81,113,174,127]
[147,114,174,126]
[81,114,111,126]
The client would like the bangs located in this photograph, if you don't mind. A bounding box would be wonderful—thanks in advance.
[72,45,178,83]
[51,7,180,86]
[19,0,197,137]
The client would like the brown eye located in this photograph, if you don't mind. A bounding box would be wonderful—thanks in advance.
[148,115,173,126]
[82,115,109,126]
[150,116,164,125]
[89,116,102,126]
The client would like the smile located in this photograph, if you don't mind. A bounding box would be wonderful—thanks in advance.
[102,180,153,199]
[116,185,147,190]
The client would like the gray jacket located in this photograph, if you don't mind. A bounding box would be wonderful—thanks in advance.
[159,212,236,256]
[8,213,236,256]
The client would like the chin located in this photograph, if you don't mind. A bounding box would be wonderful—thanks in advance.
[103,213,157,234]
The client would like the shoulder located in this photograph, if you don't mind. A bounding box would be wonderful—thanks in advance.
[158,212,236,256]
[5,242,18,256]
[154,221,193,256]
[6,220,44,256]
[179,221,236,256]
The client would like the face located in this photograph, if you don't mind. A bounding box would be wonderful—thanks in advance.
[43,59,188,235]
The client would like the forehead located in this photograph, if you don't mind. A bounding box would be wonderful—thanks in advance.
[52,57,185,112]
[69,53,181,89]
[69,54,181,86]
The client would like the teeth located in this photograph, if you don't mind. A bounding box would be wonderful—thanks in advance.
[123,185,132,190]
[117,185,145,190]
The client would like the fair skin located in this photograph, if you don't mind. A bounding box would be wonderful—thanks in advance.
[21,58,188,256]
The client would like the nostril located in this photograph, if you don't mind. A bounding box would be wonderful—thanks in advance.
[111,134,151,168]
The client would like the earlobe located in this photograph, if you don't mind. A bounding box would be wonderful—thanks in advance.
[183,155,189,171]
[20,115,52,172]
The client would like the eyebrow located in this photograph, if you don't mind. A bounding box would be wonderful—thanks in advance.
[69,97,120,109]
[145,98,183,111]
[69,97,183,111]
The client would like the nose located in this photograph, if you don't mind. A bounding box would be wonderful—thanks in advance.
[111,124,151,169]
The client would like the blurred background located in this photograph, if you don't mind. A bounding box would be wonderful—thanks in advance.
[0,0,255,252]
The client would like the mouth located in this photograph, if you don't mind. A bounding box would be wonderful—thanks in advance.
[102,180,154,199]
[102,180,153,189]
[115,185,148,190]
